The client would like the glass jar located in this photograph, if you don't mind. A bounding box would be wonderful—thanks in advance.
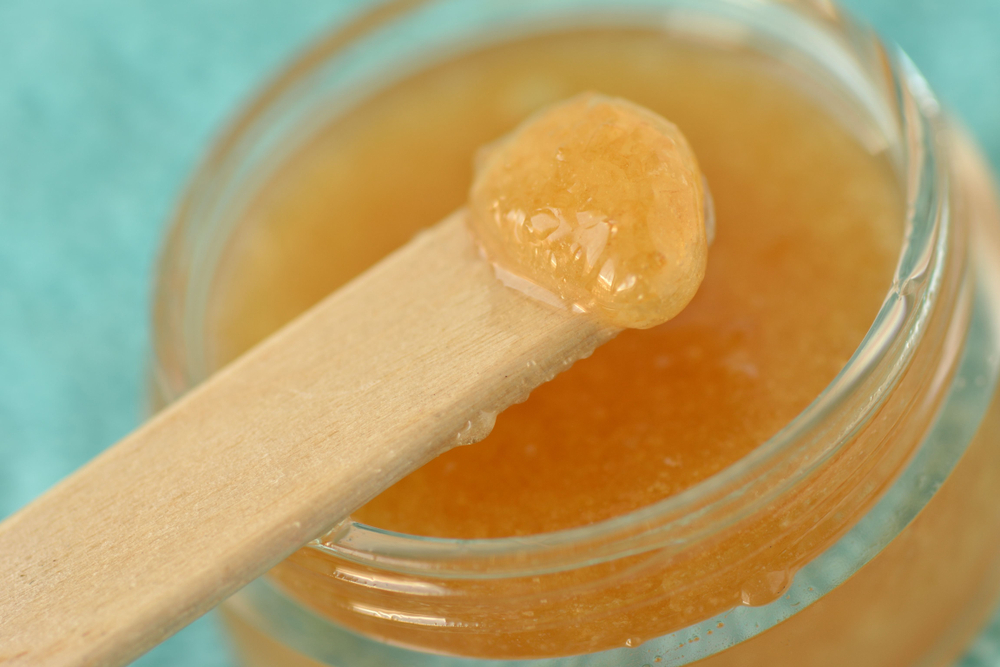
[150,0,1000,665]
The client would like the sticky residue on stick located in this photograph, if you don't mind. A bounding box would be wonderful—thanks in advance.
[468,92,709,329]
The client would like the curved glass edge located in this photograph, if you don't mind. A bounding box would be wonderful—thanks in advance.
[225,260,1000,665]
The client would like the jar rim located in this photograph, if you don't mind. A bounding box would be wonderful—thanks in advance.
[151,0,948,577]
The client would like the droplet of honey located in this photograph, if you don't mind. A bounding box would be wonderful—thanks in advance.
[739,569,793,606]
[468,92,708,329]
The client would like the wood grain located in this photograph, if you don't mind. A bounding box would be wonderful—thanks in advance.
[0,210,617,667]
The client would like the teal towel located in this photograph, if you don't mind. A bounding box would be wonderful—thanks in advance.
[1,1,997,665]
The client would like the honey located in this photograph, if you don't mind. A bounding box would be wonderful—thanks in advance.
[210,30,901,540]
[468,92,708,329]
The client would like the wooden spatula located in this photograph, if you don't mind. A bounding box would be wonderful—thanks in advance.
[0,211,617,667]
[0,92,709,667]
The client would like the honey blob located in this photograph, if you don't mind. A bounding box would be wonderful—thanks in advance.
[468,92,708,329]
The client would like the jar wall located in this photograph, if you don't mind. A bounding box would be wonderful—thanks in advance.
[149,1,1000,665]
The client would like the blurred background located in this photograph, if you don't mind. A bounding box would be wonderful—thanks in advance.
[1,0,998,665]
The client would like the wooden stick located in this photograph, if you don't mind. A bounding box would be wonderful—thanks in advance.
[0,210,617,667]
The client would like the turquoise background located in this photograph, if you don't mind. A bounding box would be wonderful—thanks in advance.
[1,1,998,665]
